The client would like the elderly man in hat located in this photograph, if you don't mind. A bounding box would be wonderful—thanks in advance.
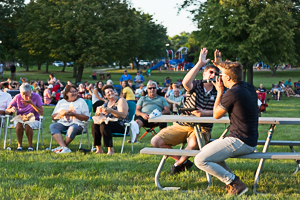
[119,69,132,85]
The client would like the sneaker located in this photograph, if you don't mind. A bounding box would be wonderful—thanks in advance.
[127,140,138,143]
[228,176,248,196]
[56,147,72,154]
[16,147,23,151]
[28,147,34,151]
[183,160,194,170]
[170,164,184,175]
[51,146,63,152]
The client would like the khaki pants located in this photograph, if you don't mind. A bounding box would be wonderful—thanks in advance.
[156,123,211,146]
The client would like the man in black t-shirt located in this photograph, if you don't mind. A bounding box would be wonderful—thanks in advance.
[10,63,16,80]
[194,59,258,196]
[256,84,266,92]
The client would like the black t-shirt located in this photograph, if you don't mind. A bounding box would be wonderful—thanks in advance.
[257,87,266,92]
[10,64,16,73]
[220,81,258,147]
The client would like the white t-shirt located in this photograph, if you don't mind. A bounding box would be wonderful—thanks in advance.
[52,98,89,127]
[92,90,103,104]
[0,90,12,111]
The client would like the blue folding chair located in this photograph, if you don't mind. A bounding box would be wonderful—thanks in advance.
[112,101,136,154]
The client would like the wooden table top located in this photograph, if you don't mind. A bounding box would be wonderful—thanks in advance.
[148,115,300,125]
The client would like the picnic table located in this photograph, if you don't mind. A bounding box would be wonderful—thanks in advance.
[141,115,300,194]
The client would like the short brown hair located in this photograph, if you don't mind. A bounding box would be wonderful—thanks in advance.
[216,62,243,82]
[204,64,219,73]
[102,84,115,93]
[63,84,77,100]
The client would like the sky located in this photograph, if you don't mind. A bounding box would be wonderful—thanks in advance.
[24,0,199,37]
[129,0,198,37]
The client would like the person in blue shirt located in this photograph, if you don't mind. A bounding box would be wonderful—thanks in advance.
[134,70,145,88]
[119,70,132,85]
[284,79,292,86]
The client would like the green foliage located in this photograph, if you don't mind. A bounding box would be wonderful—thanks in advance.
[0,0,25,60]
[132,11,168,69]
[181,0,298,78]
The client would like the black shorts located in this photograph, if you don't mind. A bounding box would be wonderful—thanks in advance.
[134,115,167,129]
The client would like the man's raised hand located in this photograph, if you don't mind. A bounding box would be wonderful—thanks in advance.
[198,48,210,65]
[214,49,222,63]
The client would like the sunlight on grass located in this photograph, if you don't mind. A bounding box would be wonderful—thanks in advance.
[0,69,300,198]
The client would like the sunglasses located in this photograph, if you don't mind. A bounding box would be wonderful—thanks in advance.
[208,70,219,76]
[148,87,156,90]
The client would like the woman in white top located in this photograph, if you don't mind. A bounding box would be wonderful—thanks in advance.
[50,85,89,153]
[92,81,106,112]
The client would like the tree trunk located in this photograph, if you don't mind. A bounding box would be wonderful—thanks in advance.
[271,67,276,76]
[246,63,253,85]
[75,64,84,84]
[37,62,41,70]
[45,63,49,73]
[62,62,66,72]
[73,66,77,78]
[242,68,246,82]
[26,65,29,72]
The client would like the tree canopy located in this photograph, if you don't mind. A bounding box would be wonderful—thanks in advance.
[181,0,299,80]
[2,0,168,83]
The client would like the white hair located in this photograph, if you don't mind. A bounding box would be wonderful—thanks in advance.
[147,81,157,88]
[19,83,32,93]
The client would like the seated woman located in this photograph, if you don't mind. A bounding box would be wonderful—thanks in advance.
[92,81,106,112]
[43,85,56,105]
[5,83,43,151]
[50,85,89,154]
[92,85,129,155]
[120,80,135,102]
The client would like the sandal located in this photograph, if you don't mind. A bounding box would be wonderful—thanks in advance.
[28,147,34,151]
[16,147,23,151]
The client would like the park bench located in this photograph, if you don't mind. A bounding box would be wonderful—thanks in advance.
[140,147,300,193]
[145,115,300,194]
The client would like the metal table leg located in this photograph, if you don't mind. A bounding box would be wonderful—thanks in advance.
[155,155,181,190]
[253,124,276,194]
[289,146,300,174]
[195,125,212,191]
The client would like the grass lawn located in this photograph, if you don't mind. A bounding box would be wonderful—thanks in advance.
[0,66,300,199]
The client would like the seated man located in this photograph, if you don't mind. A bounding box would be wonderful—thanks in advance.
[151,48,219,175]
[165,88,184,112]
[296,80,300,94]
[0,88,12,125]
[256,84,266,93]
[134,81,170,141]
[165,83,182,97]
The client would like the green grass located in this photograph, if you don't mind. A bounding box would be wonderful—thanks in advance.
[0,67,300,199]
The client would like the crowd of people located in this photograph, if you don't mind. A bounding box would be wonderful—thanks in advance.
[257,79,300,101]
[0,49,299,196]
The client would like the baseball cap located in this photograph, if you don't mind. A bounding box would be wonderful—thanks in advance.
[124,69,127,72]
[48,84,53,89]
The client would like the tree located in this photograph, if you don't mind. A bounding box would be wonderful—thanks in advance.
[15,0,52,72]
[131,12,168,70]
[0,0,25,61]
[181,0,297,82]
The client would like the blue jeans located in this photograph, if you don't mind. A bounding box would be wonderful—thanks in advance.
[194,137,256,185]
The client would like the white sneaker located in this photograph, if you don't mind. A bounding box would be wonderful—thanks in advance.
[56,147,71,154]
[51,146,62,152]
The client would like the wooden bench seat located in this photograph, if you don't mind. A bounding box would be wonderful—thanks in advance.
[209,139,300,146]
[140,147,300,159]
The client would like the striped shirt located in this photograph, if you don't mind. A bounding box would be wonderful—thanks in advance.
[179,80,217,128]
